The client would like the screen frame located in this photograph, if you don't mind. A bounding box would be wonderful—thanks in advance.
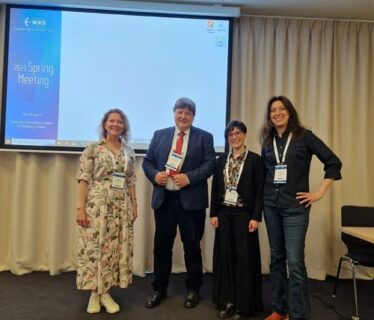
[0,4,233,154]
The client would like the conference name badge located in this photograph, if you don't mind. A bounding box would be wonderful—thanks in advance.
[224,187,238,205]
[165,152,183,171]
[112,173,126,190]
[274,165,287,184]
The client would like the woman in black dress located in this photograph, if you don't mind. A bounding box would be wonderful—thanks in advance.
[210,121,264,320]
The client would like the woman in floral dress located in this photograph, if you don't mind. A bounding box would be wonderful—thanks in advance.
[76,109,137,314]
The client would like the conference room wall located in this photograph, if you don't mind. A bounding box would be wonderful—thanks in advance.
[0,5,373,279]
[229,16,374,279]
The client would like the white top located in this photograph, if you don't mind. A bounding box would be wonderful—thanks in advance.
[166,127,190,191]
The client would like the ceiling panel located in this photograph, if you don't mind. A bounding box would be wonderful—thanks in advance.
[0,0,373,20]
[137,0,374,20]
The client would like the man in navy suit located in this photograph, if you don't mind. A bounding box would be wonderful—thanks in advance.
[142,97,216,309]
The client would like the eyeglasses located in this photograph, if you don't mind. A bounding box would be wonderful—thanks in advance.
[228,131,243,138]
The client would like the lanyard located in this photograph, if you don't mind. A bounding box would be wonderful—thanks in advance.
[107,145,127,172]
[273,132,292,165]
[224,149,248,187]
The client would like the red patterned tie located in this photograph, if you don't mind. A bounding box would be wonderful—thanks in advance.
[169,131,185,176]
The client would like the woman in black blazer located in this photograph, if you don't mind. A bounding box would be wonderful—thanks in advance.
[210,121,264,320]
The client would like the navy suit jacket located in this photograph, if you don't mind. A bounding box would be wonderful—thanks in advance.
[142,126,216,210]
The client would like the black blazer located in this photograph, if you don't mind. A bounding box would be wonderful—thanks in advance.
[210,150,264,221]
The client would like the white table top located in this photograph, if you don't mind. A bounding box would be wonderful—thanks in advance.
[340,227,374,244]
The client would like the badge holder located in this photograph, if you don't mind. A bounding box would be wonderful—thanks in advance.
[274,164,287,184]
[165,152,183,171]
[224,187,238,205]
[112,173,126,190]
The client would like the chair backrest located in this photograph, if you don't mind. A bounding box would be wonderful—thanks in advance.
[341,205,374,248]
[341,205,374,227]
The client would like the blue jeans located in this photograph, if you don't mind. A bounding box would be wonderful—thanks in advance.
[264,206,311,320]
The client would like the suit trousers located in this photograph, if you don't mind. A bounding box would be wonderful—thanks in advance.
[152,191,206,294]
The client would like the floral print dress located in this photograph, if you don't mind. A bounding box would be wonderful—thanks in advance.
[76,139,136,293]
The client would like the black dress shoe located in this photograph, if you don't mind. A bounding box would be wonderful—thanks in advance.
[144,290,166,308]
[218,302,235,319]
[184,290,200,308]
[233,311,249,320]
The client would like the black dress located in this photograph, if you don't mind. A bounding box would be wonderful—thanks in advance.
[210,150,264,315]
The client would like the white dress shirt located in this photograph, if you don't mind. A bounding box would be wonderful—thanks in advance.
[165,127,190,190]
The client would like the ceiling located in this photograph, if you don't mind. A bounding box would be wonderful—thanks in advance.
[137,0,374,20]
[0,0,373,20]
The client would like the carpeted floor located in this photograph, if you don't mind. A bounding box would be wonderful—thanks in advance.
[0,271,372,320]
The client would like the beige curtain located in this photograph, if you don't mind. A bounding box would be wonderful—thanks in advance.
[231,16,374,279]
[0,153,215,276]
[1,6,373,280]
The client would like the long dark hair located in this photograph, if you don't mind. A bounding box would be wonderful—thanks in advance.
[99,108,130,143]
[259,96,305,148]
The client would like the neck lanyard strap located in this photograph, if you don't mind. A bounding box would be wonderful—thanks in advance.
[224,149,248,186]
[107,144,126,172]
[273,132,292,164]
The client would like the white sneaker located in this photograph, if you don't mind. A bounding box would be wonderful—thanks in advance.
[100,293,120,313]
[87,293,100,313]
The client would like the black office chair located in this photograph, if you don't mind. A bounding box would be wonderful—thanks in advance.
[332,205,374,320]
